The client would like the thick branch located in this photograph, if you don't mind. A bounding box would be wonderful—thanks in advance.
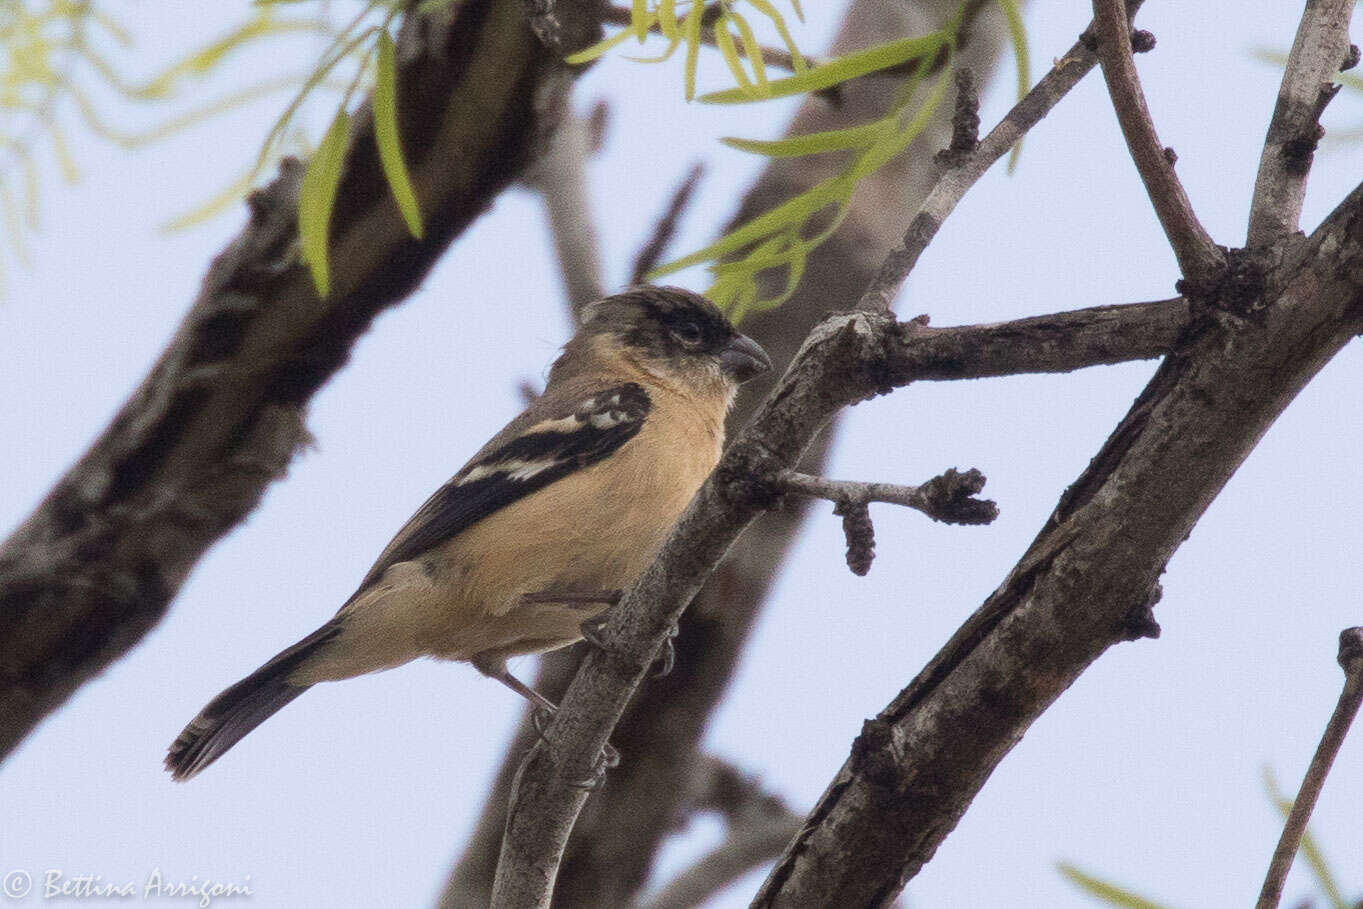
[445,3,1026,904]
[489,284,1210,906]
[0,0,606,761]
[751,183,1363,908]
[1255,627,1363,909]
[1246,0,1355,247]
[1090,0,1224,285]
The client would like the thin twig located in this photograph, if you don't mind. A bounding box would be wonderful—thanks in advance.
[1090,0,1224,286]
[935,67,981,167]
[857,12,1128,313]
[1255,627,1363,909]
[779,469,998,526]
[1246,0,1355,247]
[631,163,705,285]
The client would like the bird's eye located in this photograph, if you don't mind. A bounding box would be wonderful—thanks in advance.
[672,321,703,347]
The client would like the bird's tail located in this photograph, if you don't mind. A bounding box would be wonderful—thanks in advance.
[165,621,342,781]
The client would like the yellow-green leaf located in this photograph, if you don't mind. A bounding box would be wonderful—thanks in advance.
[658,0,679,40]
[632,0,647,41]
[565,22,643,64]
[700,31,944,104]
[727,11,768,93]
[997,0,1029,171]
[713,13,757,97]
[721,121,888,158]
[746,0,805,72]
[374,30,423,238]
[299,109,351,297]
[683,0,703,100]
[1056,864,1177,909]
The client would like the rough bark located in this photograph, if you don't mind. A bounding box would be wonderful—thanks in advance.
[750,183,1363,908]
[440,1,1019,904]
[0,0,606,761]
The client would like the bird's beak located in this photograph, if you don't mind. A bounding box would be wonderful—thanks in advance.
[720,333,772,383]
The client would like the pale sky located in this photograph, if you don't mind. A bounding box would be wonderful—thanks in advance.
[1,2,1360,908]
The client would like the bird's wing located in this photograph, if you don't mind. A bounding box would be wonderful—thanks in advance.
[347,381,651,599]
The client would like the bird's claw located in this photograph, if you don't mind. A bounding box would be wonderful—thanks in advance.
[651,622,680,678]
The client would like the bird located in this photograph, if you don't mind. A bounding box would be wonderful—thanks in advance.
[165,286,771,781]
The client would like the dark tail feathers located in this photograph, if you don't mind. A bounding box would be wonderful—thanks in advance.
[165,621,341,781]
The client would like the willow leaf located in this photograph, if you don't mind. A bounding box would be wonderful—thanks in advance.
[746,0,805,72]
[683,0,702,99]
[299,109,351,297]
[699,31,944,104]
[727,10,768,92]
[1056,864,1177,909]
[566,23,644,64]
[713,14,758,97]
[374,30,423,237]
[650,174,847,276]
[997,0,1029,171]
[721,120,887,157]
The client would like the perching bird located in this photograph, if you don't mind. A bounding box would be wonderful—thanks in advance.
[165,286,770,780]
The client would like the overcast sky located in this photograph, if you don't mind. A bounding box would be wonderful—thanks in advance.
[1,2,1361,908]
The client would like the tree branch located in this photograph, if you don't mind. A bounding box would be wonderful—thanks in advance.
[778,468,998,527]
[1255,627,1363,909]
[751,181,1363,908]
[443,3,1026,903]
[631,163,705,285]
[1246,0,1355,248]
[525,108,607,317]
[1089,0,1225,286]
[0,0,607,762]
[859,12,1124,313]
[488,283,1211,907]
[638,816,804,909]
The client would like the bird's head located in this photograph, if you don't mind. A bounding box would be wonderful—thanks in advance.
[555,286,771,402]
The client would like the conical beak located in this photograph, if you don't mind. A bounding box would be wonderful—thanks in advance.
[720,333,772,383]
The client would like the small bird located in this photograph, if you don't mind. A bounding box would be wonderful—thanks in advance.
[165,286,770,780]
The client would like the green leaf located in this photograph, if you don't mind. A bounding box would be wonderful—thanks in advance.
[632,0,648,41]
[699,31,944,104]
[727,10,769,93]
[713,13,758,97]
[161,167,256,232]
[565,22,642,64]
[374,30,424,238]
[299,109,351,297]
[1057,864,1177,909]
[996,0,1029,172]
[721,120,888,157]
[683,0,703,100]
[746,0,805,72]
[658,0,679,41]
[650,174,848,276]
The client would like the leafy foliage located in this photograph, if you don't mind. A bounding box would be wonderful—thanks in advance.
[0,1,344,279]
[571,0,1031,322]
